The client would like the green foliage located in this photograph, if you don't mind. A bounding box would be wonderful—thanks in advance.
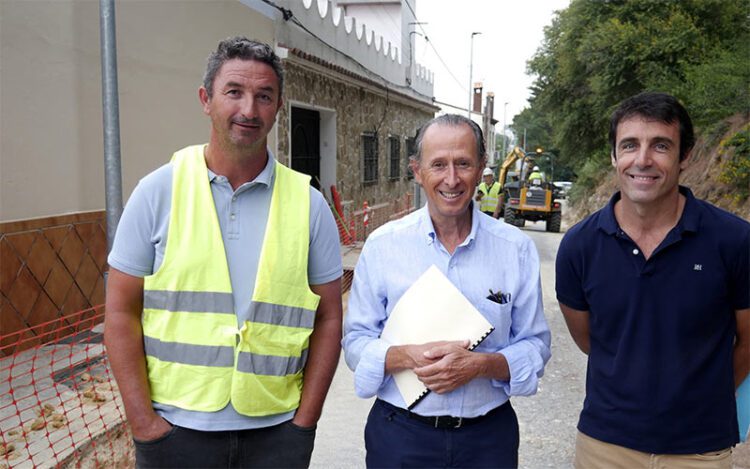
[552,163,577,182]
[522,0,750,196]
[674,47,750,127]
[509,101,577,181]
[512,107,552,154]
[718,125,750,200]
[703,120,732,150]
[567,152,611,205]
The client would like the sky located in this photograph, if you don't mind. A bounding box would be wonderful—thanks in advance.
[411,0,570,126]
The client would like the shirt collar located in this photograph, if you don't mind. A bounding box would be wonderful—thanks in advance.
[418,201,479,248]
[675,186,700,233]
[598,185,701,235]
[206,147,276,189]
[598,192,622,235]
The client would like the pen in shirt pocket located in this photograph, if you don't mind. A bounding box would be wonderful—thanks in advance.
[487,288,511,305]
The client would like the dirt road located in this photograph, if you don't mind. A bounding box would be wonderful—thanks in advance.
[510,222,586,467]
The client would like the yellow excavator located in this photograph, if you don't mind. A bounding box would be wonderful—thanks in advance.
[494,146,562,232]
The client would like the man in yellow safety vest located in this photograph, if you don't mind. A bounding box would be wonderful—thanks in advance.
[104,37,343,468]
[528,165,545,182]
[475,167,502,218]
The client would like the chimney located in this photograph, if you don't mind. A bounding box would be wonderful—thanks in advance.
[472,82,483,113]
[483,92,496,162]
[485,92,495,119]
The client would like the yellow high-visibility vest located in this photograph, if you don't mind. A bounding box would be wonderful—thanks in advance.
[478,181,501,213]
[528,171,544,182]
[141,145,320,416]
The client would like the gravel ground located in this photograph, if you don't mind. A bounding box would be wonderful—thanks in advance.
[513,225,584,468]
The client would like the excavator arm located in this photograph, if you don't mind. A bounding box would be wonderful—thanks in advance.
[493,146,528,218]
[498,146,527,188]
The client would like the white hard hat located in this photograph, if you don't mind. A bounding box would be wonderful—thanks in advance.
[532,166,540,171]
[482,168,493,176]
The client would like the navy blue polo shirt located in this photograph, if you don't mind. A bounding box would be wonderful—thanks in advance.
[556,186,750,454]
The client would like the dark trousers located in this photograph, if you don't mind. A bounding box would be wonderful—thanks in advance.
[365,399,519,468]
[134,420,315,468]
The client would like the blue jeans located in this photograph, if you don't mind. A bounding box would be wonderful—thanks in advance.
[365,399,519,468]
[133,420,316,468]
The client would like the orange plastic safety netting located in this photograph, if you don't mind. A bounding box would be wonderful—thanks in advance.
[333,193,415,246]
[0,306,132,468]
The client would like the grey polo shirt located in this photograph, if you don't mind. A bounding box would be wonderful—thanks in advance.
[108,147,343,431]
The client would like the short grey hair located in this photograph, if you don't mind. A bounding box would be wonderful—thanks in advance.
[203,36,284,99]
[412,114,486,164]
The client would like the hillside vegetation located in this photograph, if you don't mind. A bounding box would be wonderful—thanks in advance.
[515,0,750,222]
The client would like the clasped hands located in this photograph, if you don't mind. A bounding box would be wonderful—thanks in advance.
[393,340,480,394]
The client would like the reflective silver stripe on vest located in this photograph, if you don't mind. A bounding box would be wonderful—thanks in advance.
[240,302,316,329]
[236,349,309,376]
[144,290,234,314]
[144,336,235,367]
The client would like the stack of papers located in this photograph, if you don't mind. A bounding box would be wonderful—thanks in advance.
[381,265,494,409]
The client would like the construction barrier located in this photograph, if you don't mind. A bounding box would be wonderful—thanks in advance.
[338,192,414,246]
[0,306,131,468]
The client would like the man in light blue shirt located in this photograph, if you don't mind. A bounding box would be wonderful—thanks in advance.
[342,114,551,468]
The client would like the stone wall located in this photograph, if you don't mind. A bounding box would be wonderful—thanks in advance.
[278,59,436,208]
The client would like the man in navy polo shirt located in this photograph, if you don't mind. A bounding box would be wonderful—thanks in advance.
[556,91,750,468]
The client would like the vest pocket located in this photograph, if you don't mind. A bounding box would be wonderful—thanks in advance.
[146,356,233,411]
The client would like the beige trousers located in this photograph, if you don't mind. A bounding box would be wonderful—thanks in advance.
[575,431,732,469]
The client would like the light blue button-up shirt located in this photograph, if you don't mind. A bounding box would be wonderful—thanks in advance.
[342,204,551,418]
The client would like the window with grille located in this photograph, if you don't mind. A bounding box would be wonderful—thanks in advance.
[389,135,401,180]
[405,137,416,180]
[362,133,378,183]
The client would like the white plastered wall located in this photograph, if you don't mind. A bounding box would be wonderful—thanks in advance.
[0,0,274,221]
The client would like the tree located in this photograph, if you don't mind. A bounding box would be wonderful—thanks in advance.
[521,0,750,193]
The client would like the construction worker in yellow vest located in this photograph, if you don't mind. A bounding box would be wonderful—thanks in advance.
[528,165,545,183]
[104,37,343,468]
[475,167,502,218]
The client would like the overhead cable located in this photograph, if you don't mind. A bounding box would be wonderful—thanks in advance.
[403,0,466,92]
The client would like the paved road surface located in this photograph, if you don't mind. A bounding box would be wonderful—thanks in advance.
[310,218,749,468]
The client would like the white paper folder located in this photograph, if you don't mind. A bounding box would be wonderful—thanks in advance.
[381,265,494,409]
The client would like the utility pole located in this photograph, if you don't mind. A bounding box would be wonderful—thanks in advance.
[99,0,122,254]
[468,31,481,118]
[501,101,508,156]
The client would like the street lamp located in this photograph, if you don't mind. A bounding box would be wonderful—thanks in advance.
[408,31,423,84]
[468,31,481,118]
[407,22,427,86]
